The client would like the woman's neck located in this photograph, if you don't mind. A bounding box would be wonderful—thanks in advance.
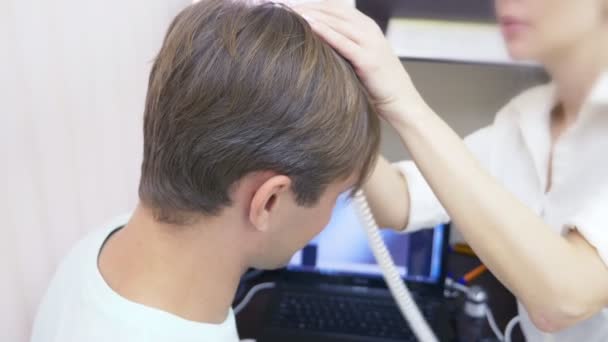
[542,32,608,123]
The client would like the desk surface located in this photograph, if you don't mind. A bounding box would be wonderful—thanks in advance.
[235,253,525,342]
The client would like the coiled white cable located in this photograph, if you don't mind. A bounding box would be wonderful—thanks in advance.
[354,190,439,342]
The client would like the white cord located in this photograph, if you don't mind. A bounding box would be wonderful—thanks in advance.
[234,282,276,315]
[504,315,521,342]
[445,277,470,294]
[445,278,506,341]
[354,191,439,342]
[486,305,505,341]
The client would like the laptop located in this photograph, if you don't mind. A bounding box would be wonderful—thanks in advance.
[259,195,454,342]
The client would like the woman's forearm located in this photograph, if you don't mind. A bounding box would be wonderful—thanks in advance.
[362,155,411,230]
[393,108,605,331]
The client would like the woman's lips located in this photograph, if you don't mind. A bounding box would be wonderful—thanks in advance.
[500,17,529,40]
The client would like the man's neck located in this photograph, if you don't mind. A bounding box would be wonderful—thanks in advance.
[98,204,247,324]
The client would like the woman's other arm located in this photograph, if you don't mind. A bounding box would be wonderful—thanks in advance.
[362,156,411,230]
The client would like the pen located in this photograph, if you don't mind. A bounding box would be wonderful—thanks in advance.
[459,264,488,284]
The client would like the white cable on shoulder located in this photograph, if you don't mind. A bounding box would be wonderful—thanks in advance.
[234,282,276,315]
[354,191,439,342]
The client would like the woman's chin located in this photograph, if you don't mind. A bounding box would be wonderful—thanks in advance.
[505,43,536,62]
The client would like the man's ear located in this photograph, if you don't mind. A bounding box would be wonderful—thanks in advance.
[249,175,292,232]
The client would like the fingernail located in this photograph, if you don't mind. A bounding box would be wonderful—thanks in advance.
[302,14,316,23]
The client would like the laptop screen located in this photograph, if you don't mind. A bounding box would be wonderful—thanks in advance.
[288,194,447,284]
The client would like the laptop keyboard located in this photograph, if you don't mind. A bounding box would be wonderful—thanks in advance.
[269,290,440,341]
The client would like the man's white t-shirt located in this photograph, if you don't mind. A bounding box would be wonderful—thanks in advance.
[31,215,240,342]
[397,73,608,341]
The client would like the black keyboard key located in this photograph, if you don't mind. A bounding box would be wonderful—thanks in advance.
[268,291,436,341]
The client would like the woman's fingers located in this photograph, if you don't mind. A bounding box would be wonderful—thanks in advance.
[294,1,383,46]
[304,15,363,63]
[296,0,424,125]
[295,0,368,24]
[298,8,362,45]
[295,1,355,21]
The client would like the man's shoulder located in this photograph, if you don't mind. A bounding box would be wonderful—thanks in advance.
[38,214,131,298]
[32,213,241,342]
[60,214,131,271]
[31,216,132,342]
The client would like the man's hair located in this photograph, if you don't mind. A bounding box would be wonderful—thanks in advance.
[139,0,380,224]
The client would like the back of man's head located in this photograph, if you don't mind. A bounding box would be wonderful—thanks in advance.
[139,0,380,224]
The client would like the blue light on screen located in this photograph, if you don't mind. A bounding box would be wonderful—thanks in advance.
[288,194,445,283]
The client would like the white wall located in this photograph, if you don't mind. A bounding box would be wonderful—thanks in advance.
[1,1,190,341]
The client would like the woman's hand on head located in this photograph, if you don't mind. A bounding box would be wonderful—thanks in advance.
[294,1,432,127]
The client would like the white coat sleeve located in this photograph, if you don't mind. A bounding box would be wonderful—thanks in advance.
[394,125,495,232]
